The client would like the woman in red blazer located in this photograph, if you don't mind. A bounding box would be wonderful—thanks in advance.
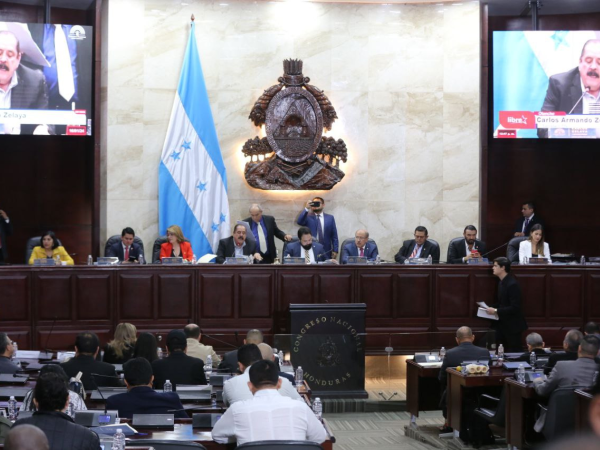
[160,225,194,262]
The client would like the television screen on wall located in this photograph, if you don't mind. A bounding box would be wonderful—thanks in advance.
[0,21,93,136]
[493,30,600,139]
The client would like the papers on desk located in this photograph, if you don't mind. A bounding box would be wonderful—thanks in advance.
[16,350,40,359]
[476,302,498,320]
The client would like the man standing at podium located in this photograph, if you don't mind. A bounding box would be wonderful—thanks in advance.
[244,204,292,264]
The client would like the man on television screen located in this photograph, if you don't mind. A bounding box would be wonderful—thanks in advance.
[0,30,51,135]
[540,39,600,129]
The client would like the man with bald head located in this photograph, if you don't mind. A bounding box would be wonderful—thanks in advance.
[4,424,49,450]
[243,204,292,264]
[218,329,264,373]
[341,229,379,264]
[544,329,584,374]
[184,323,221,367]
[258,342,294,384]
[438,326,490,432]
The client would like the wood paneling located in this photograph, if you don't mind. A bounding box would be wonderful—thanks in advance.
[1,265,599,352]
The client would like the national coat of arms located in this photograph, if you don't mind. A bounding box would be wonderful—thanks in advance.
[242,59,348,190]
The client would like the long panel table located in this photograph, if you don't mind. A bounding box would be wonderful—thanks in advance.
[1,264,597,353]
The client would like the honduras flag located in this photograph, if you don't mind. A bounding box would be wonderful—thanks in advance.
[159,21,229,258]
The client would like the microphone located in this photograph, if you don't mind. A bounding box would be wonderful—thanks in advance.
[234,331,239,346]
[201,333,238,349]
[44,316,58,357]
[316,248,333,261]
[568,86,590,114]
[479,241,511,259]
[90,373,116,414]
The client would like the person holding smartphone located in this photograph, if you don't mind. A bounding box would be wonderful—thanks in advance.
[447,225,487,264]
[296,197,339,260]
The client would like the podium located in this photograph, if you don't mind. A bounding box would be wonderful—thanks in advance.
[288,303,367,399]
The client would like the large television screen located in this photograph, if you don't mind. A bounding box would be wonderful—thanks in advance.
[0,22,93,136]
[493,31,600,139]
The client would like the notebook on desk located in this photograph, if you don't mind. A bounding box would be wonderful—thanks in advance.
[0,374,29,384]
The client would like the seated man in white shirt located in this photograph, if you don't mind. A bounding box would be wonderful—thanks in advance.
[222,344,301,406]
[212,359,327,446]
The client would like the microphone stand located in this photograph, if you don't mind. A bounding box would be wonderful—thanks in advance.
[202,333,238,349]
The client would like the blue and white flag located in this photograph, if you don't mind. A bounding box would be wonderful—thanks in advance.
[159,21,229,257]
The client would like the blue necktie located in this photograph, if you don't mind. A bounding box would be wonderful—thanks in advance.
[316,215,324,243]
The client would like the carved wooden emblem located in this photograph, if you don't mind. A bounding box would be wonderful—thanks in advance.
[242,60,347,190]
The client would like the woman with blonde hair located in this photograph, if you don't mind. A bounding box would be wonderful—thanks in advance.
[519,224,552,264]
[159,225,193,261]
[103,323,137,364]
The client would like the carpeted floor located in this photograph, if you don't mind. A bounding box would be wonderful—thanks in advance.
[326,410,443,450]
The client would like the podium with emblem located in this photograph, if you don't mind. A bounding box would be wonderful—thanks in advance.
[287,303,367,399]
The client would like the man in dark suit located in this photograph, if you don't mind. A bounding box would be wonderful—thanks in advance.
[538,39,600,139]
[394,226,440,264]
[341,229,379,264]
[106,357,187,419]
[0,31,51,135]
[514,332,551,363]
[285,226,328,264]
[485,257,528,352]
[105,227,144,263]
[0,332,18,375]
[61,332,119,391]
[513,202,544,237]
[544,329,583,375]
[0,209,13,264]
[297,197,339,259]
[218,329,263,374]
[152,330,207,390]
[244,204,292,264]
[438,326,490,432]
[216,224,259,264]
[12,373,100,450]
[447,225,487,264]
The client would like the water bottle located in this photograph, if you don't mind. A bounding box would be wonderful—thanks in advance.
[111,428,126,450]
[211,392,217,408]
[157,347,163,359]
[192,254,197,264]
[427,255,432,264]
[87,254,93,265]
[581,255,586,265]
[55,254,61,265]
[138,252,145,265]
[295,366,303,388]
[204,355,213,377]
[163,379,172,392]
[375,255,381,265]
[498,344,505,361]
[517,364,525,383]
[7,396,17,421]
[530,351,537,367]
[312,397,322,420]
[440,347,446,360]
[278,350,284,366]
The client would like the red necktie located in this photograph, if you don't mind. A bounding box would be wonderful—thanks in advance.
[359,247,364,257]
[125,246,129,260]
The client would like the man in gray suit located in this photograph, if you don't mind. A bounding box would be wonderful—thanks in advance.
[534,334,600,397]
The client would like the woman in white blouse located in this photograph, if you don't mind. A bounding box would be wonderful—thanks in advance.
[519,224,551,264]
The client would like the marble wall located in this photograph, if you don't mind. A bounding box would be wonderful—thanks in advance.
[101,0,480,261]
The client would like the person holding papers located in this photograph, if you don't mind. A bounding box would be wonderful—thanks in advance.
[519,224,552,264]
[486,257,528,351]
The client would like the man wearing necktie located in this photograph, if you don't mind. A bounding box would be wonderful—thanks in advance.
[0,208,13,264]
[341,229,379,264]
[394,226,440,264]
[296,197,339,260]
[513,202,544,237]
[105,227,144,263]
[283,227,328,264]
[244,204,292,264]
